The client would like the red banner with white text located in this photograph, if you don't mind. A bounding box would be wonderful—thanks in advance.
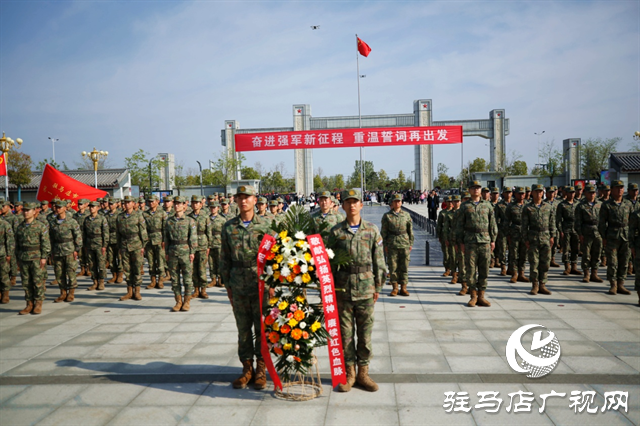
[235,126,463,152]
[36,164,108,211]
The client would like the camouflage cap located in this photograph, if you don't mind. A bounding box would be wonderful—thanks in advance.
[612,180,624,187]
[318,190,332,199]
[575,183,583,190]
[146,194,159,201]
[277,197,284,203]
[491,187,499,194]
[391,193,403,201]
[41,200,49,206]
[97,198,104,202]
[269,200,278,206]
[443,196,450,202]
[122,195,136,203]
[208,201,220,208]
[565,186,575,192]
[469,180,482,188]
[525,186,531,192]
[207,194,216,200]
[461,191,470,199]
[502,187,512,193]
[23,202,38,210]
[163,195,174,202]
[173,196,186,203]
[109,198,121,204]
[514,186,526,194]
[550,185,557,191]
[78,198,89,205]
[629,183,639,190]
[531,183,544,191]
[585,184,597,193]
[190,194,203,202]
[600,184,611,190]
[54,199,68,207]
[236,185,256,196]
[14,201,23,206]
[257,197,267,204]
[220,198,229,205]
[89,201,100,207]
[452,195,461,201]
[138,196,146,202]
[342,188,362,201]
[481,187,490,192]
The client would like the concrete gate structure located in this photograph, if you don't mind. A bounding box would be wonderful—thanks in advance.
[222,100,509,194]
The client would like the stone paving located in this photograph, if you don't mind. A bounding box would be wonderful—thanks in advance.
[0,206,638,425]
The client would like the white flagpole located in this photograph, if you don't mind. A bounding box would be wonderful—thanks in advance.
[356,34,364,193]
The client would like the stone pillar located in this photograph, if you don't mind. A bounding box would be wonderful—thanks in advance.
[293,105,313,195]
[223,120,241,180]
[489,109,505,172]
[414,99,432,191]
[563,138,581,183]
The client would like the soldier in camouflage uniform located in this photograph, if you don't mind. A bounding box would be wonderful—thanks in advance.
[436,196,451,277]
[268,200,282,224]
[575,184,603,283]
[74,199,90,277]
[116,196,148,301]
[220,185,273,390]
[627,207,640,306]
[256,197,272,219]
[207,201,226,288]
[311,191,342,241]
[0,216,14,304]
[599,180,633,295]
[106,199,123,283]
[545,186,561,267]
[443,195,461,288]
[164,196,197,312]
[556,186,582,276]
[1,200,21,286]
[451,192,469,292]
[522,184,556,295]
[382,193,413,297]
[505,187,529,284]
[143,194,167,290]
[16,203,51,315]
[494,187,512,275]
[598,184,611,266]
[625,183,639,275]
[83,201,110,291]
[455,181,498,308]
[220,198,231,218]
[189,195,212,299]
[49,200,83,303]
[488,188,500,268]
[327,188,386,393]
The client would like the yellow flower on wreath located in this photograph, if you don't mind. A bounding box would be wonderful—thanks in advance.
[286,275,294,283]
[279,230,288,239]
[269,297,278,306]
[283,343,292,350]
[295,294,305,303]
[311,321,322,332]
[278,301,288,310]
[272,263,279,271]
[301,273,311,284]
[271,244,280,253]
[275,254,284,263]
[304,252,312,262]
[288,318,299,327]
[296,240,305,248]
[273,271,281,279]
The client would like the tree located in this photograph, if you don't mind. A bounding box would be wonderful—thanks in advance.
[377,170,389,189]
[35,158,68,171]
[124,149,166,194]
[458,157,489,185]
[581,137,621,180]
[7,149,32,190]
[241,166,260,180]
[313,174,323,191]
[347,161,376,189]
[210,152,246,189]
[173,162,188,195]
[536,140,564,185]
[334,174,345,191]
[74,153,112,170]
[494,150,522,187]
[509,160,528,176]
[434,163,451,189]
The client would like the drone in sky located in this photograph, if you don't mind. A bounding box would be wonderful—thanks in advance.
[310,25,320,30]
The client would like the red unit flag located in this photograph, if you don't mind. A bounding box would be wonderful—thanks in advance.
[357,37,371,57]
[36,164,108,211]
[0,154,6,177]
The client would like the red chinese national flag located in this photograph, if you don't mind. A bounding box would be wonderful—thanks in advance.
[357,37,371,57]
[0,154,6,177]
[36,164,108,211]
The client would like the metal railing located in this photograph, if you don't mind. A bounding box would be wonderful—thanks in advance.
[402,206,437,236]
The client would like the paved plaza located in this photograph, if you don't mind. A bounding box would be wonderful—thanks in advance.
[0,206,639,425]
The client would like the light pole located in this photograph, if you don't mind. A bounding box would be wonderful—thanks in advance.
[81,148,108,189]
[634,131,640,141]
[0,132,23,199]
[48,137,59,163]
[196,161,204,196]
[535,131,545,170]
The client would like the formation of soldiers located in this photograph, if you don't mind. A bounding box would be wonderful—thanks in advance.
[436,180,640,307]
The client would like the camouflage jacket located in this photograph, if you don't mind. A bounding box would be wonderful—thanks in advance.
[455,199,498,244]
[311,209,343,240]
[629,210,640,249]
[0,211,21,232]
[188,211,211,252]
[0,219,15,258]
[625,195,640,213]
[381,209,414,249]
[575,200,602,238]
[143,209,167,246]
[106,211,119,245]
[441,209,456,241]
[208,214,226,249]
[116,211,148,252]
[83,214,110,250]
[220,214,272,296]
[522,201,556,243]
[556,200,578,234]
[495,200,510,234]
[49,216,82,257]
[164,214,198,256]
[436,210,446,240]
[327,219,387,301]
[15,220,51,261]
[74,210,89,232]
[505,202,526,239]
[599,198,633,242]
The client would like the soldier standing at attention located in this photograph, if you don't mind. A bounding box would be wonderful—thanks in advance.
[106,199,123,284]
[220,198,231,218]
[164,196,197,312]
[494,187,512,276]
[382,193,414,297]
[506,187,529,284]
[627,206,640,305]
[522,184,556,295]
[311,191,342,240]
[489,188,500,268]
[256,197,272,219]
[143,194,167,290]
[444,196,461,289]
[189,195,212,300]
[557,186,581,276]
[625,183,639,275]
[436,196,451,278]
[116,196,148,301]
[545,186,561,267]
[0,216,14,304]
[452,192,470,292]
[84,201,110,291]
[599,180,633,296]
[268,200,281,224]
[49,200,83,303]
[163,196,175,217]
[1,201,21,286]
[16,203,51,315]
[455,181,498,308]
[75,199,91,277]
[328,188,386,393]
[220,186,273,390]
[575,184,603,283]
[574,183,584,202]
[207,201,226,288]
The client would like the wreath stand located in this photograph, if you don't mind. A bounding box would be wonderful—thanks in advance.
[274,354,323,401]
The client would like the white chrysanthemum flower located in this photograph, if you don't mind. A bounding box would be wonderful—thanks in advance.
[286,355,294,363]
[265,266,273,275]
[303,306,314,315]
[294,231,306,240]
[280,266,291,277]
[299,321,307,329]
[300,264,308,274]
[326,248,335,259]
[299,241,310,251]
[294,275,303,284]
[282,237,296,252]
[309,256,315,265]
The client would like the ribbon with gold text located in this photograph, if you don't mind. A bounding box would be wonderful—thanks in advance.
[306,234,347,388]
[257,234,283,391]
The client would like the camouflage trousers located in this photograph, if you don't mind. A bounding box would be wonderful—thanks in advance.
[20,260,46,301]
[87,248,106,281]
[387,247,410,285]
[192,250,209,288]
[605,239,630,281]
[230,290,267,361]
[495,233,508,266]
[440,241,450,270]
[79,247,90,269]
[336,293,375,366]
[144,243,166,278]
[9,255,17,278]
[107,243,122,273]
[53,254,78,290]
[634,250,640,291]
[167,253,194,296]
[0,258,10,292]
[561,231,580,264]
[208,247,220,280]
[464,242,491,291]
[581,235,602,271]
[509,236,527,271]
[120,249,143,287]
[455,244,466,280]
[446,243,457,274]
[551,232,559,258]
[527,239,551,283]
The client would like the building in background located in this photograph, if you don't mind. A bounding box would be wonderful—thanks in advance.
[157,153,175,191]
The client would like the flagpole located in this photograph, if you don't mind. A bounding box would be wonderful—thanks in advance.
[356,34,364,193]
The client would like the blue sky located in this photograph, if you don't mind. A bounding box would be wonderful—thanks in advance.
[1,0,638,182]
